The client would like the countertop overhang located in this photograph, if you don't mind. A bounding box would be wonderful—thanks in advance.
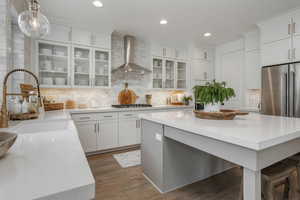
[140,110,300,151]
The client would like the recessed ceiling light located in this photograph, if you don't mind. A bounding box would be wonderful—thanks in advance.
[160,19,168,25]
[204,32,212,37]
[93,0,103,7]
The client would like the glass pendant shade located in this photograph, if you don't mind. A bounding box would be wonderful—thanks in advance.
[18,0,50,38]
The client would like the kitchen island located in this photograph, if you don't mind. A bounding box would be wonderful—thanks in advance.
[140,110,300,200]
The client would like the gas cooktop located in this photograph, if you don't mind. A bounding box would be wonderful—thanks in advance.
[111,104,152,108]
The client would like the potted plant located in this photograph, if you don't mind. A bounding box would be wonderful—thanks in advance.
[182,95,193,105]
[193,80,235,112]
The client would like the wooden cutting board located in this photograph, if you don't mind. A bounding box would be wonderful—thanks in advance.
[118,83,139,105]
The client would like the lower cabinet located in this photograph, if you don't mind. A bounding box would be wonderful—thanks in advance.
[76,120,98,152]
[118,118,140,146]
[98,119,118,150]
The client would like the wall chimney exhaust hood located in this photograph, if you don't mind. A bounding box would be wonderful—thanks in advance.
[112,35,151,75]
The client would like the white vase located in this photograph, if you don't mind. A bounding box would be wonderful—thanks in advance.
[204,103,221,112]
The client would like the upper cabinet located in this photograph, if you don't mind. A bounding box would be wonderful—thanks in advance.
[71,28,92,46]
[190,47,212,61]
[151,43,187,60]
[43,24,71,43]
[259,13,292,44]
[258,9,300,66]
[152,57,187,89]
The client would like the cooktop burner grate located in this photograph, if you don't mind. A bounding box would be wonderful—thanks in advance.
[111,104,152,108]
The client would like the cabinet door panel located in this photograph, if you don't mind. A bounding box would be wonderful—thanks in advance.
[261,39,291,66]
[98,120,118,150]
[245,50,261,89]
[118,118,138,146]
[294,35,300,61]
[72,28,92,45]
[44,24,70,42]
[220,51,244,107]
[76,121,97,153]
[292,10,300,36]
[260,14,291,44]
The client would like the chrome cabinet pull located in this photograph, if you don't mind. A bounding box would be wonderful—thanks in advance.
[94,123,97,133]
[293,22,296,34]
[79,117,91,120]
[104,115,113,118]
[288,24,291,35]
[288,49,291,60]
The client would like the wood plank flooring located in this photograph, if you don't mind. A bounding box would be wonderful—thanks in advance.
[87,148,242,200]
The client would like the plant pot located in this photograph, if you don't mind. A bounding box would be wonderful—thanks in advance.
[184,101,190,106]
[204,103,221,112]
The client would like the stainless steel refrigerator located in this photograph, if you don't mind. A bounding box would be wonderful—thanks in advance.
[261,61,300,117]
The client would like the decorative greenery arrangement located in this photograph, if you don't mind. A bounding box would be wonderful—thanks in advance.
[183,95,193,105]
[193,80,235,105]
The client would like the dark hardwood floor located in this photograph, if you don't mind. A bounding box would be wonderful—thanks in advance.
[87,148,243,200]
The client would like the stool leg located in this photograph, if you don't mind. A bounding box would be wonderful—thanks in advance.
[297,163,300,193]
[288,174,298,200]
[264,181,274,200]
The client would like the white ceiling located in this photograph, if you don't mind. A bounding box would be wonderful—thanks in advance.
[38,0,300,47]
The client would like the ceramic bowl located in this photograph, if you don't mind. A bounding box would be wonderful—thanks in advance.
[0,132,17,158]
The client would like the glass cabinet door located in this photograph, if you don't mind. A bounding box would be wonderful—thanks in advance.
[94,50,109,87]
[73,47,91,87]
[165,60,175,88]
[153,58,163,88]
[177,62,187,89]
[38,42,69,87]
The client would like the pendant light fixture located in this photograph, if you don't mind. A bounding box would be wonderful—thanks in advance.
[18,0,50,38]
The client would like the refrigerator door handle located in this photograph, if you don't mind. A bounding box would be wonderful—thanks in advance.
[284,72,289,117]
[291,70,296,117]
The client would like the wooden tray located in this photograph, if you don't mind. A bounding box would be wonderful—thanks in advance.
[193,109,249,120]
[44,103,64,111]
[10,112,39,120]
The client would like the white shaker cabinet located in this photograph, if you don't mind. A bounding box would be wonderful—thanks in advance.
[245,50,261,89]
[261,38,291,66]
[91,33,111,49]
[76,121,98,152]
[71,28,92,45]
[292,10,300,36]
[43,24,71,42]
[294,36,300,60]
[259,14,291,44]
[118,118,139,146]
[98,120,118,150]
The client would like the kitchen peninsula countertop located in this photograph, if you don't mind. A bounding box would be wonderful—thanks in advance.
[0,111,95,200]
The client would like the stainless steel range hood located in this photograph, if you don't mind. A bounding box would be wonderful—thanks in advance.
[112,35,151,74]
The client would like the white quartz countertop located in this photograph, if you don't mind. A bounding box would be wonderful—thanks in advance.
[140,110,300,151]
[0,111,95,200]
[68,105,193,114]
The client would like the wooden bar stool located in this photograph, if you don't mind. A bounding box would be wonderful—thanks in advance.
[239,159,298,200]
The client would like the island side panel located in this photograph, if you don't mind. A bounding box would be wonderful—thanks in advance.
[141,119,164,191]
[163,128,234,193]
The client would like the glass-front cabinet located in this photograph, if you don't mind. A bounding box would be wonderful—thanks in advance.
[152,58,163,89]
[152,57,187,89]
[93,49,110,87]
[165,60,175,89]
[73,46,92,87]
[176,62,187,89]
[38,42,70,87]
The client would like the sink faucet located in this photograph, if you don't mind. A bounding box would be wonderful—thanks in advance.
[0,69,42,128]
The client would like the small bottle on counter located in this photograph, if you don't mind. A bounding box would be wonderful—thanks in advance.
[21,98,29,114]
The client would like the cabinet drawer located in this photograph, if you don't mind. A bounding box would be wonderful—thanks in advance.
[72,113,95,122]
[95,113,118,121]
[119,112,139,119]
[72,112,118,121]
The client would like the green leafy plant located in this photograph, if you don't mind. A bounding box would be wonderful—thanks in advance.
[193,80,235,105]
[183,95,193,102]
